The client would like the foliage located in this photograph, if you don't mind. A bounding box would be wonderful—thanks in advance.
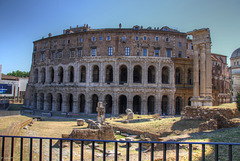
[236,92,240,111]
[7,70,29,77]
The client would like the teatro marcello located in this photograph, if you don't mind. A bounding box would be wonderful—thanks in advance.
[24,24,231,115]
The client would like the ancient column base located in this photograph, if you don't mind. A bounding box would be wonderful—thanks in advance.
[191,96,212,106]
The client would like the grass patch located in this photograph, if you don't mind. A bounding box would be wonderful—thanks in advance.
[0,115,31,132]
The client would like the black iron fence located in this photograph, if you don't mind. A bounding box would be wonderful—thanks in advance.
[0,135,240,161]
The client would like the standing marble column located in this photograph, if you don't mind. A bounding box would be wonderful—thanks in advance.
[200,44,206,97]
[193,45,199,98]
[205,43,212,98]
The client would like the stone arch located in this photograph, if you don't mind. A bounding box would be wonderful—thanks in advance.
[148,65,156,83]
[92,65,99,82]
[40,68,46,83]
[49,67,54,83]
[67,93,73,112]
[105,65,113,83]
[162,66,169,84]
[133,95,141,114]
[68,66,74,82]
[175,67,183,84]
[147,95,155,114]
[119,95,127,114]
[56,93,63,111]
[39,93,44,110]
[78,94,85,113]
[79,66,86,82]
[92,94,98,113]
[161,95,168,115]
[105,94,112,114]
[188,97,192,106]
[119,65,127,84]
[58,66,64,83]
[187,68,193,85]
[175,96,183,115]
[34,68,38,83]
[133,65,142,83]
[46,93,53,111]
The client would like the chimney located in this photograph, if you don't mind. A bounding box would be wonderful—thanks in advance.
[42,37,44,39]
[119,23,122,29]
[63,30,66,34]
[48,33,52,37]
[70,26,72,29]
[77,25,79,28]
[84,24,86,27]
[0,64,2,80]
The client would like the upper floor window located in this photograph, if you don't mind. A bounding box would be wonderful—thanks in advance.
[34,46,37,51]
[52,52,55,60]
[238,62,239,65]
[70,50,75,57]
[122,36,126,42]
[92,48,96,56]
[108,47,113,56]
[79,38,83,42]
[125,47,130,56]
[179,42,182,47]
[155,49,159,57]
[78,49,82,57]
[166,37,170,42]
[58,51,62,58]
[143,48,147,56]
[45,42,47,47]
[143,36,147,41]
[63,40,65,45]
[99,36,103,41]
[135,36,139,41]
[92,37,96,41]
[41,53,44,61]
[106,36,111,41]
[191,43,193,50]
[54,41,57,46]
[155,37,159,41]
[68,40,71,44]
[167,49,172,57]
[178,51,182,58]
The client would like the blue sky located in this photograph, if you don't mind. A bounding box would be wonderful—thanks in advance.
[0,0,239,74]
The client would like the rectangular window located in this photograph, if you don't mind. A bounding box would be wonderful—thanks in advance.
[106,36,111,41]
[143,48,147,56]
[178,51,182,57]
[78,49,82,57]
[108,47,113,56]
[63,40,65,45]
[34,46,37,51]
[92,48,96,56]
[59,51,62,58]
[41,53,44,61]
[125,47,130,56]
[155,49,159,57]
[45,42,47,47]
[92,37,96,41]
[135,36,139,41]
[167,49,172,57]
[191,43,193,50]
[54,41,57,46]
[70,50,75,57]
[155,37,159,41]
[179,42,182,47]
[79,38,83,42]
[68,40,71,44]
[122,36,126,42]
[99,36,103,41]
[143,36,147,41]
[52,52,55,60]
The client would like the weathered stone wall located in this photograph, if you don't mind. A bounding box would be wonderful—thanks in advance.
[181,106,240,120]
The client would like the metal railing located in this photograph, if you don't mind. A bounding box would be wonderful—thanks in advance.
[0,135,239,161]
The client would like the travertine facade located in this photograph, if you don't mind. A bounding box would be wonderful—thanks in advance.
[24,24,229,115]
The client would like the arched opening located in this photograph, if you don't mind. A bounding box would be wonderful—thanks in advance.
[162,66,169,84]
[49,67,54,83]
[80,66,86,82]
[92,65,99,82]
[105,95,112,114]
[34,93,37,109]
[46,93,53,111]
[68,66,74,82]
[188,97,192,106]
[187,68,193,85]
[34,69,38,83]
[119,65,127,84]
[148,66,156,83]
[92,94,98,113]
[67,94,73,112]
[161,95,168,115]
[147,96,155,114]
[105,65,113,83]
[119,95,127,114]
[175,96,183,115]
[39,93,44,110]
[58,66,64,83]
[133,95,141,114]
[40,68,46,83]
[175,67,182,84]
[56,93,62,111]
[78,94,85,113]
[133,65,142,83]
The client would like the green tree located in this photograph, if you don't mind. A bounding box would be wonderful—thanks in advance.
[7,70,30,77]
[237,92,240,111]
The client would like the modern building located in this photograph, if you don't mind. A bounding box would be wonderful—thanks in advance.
[24,24,230,115]
[230,48,240,102]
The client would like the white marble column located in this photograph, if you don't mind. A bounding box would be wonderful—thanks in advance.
[200,44,206,97]
[193,45,199,98]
